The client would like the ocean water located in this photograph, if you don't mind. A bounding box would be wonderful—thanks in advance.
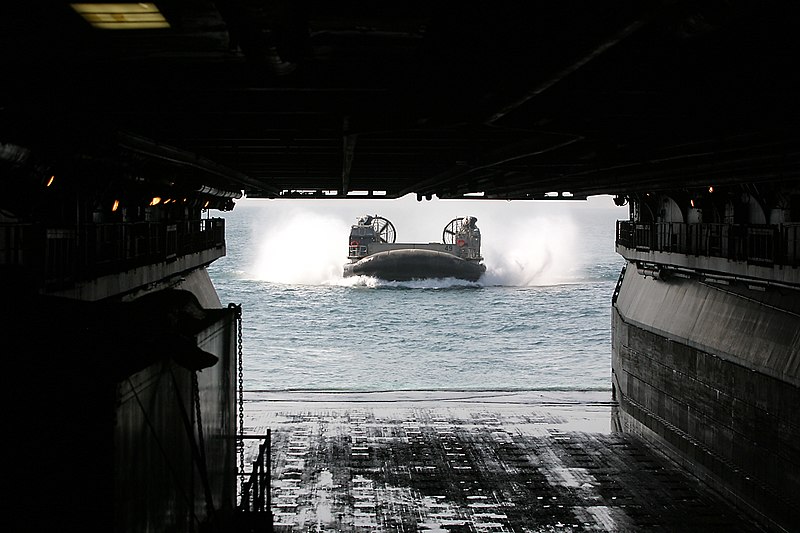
[208,196,627,392]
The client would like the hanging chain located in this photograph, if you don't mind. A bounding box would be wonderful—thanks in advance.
[612,263,627,305]
[229,303,245,490]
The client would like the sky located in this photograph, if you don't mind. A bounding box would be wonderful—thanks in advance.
[231,193,624,243]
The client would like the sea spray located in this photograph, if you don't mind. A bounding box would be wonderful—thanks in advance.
[480,215,580,286]
[249,210,351,284]
[246,206,581,287]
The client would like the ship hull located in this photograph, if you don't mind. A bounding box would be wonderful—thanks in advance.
[343,249,485,281]
[612,260,800,529]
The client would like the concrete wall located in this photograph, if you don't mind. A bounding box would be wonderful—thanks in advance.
[612,262,800,529]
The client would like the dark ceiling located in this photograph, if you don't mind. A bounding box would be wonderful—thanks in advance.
[2,1,799,200]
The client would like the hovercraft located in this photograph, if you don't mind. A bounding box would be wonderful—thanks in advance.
[343,215,486,281]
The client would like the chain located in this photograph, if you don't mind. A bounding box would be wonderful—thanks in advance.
[612,263,627,305]
[229,303,245,492]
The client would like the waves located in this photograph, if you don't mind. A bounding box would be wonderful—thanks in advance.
[211,209,619,392]
[206,200,624,393]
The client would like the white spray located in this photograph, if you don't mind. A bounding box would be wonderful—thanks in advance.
[480,215,579,286]
[246,202,581,287]
[249,210,351,285]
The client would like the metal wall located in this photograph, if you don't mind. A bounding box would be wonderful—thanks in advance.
[114,308,237,532]
[612,263,800,529]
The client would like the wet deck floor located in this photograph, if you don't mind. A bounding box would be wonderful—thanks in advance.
[243,391,764,532]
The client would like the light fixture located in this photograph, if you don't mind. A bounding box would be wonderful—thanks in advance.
[70,3,170,30]
[150,196,161,206]
[203,200,210,208]
[708,186,714,193]
[111,199,120,212]
[690,199,695,208]
[46,175,55,187]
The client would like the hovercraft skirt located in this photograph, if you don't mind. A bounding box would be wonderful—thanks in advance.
[343,249,485,281]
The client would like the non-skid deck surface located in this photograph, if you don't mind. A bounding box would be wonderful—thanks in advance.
[243,391,762,532]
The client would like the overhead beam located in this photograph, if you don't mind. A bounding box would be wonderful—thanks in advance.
[341,117,357,195]
[397,136,583,198]
[116,132,276,196]
[485,12,654,125]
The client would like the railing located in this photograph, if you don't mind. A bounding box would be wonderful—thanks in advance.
[238,432,274,531]
[1,223,37,271]
[348,244,365,258]
[0,218,225,289]
[616,220,800,267]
